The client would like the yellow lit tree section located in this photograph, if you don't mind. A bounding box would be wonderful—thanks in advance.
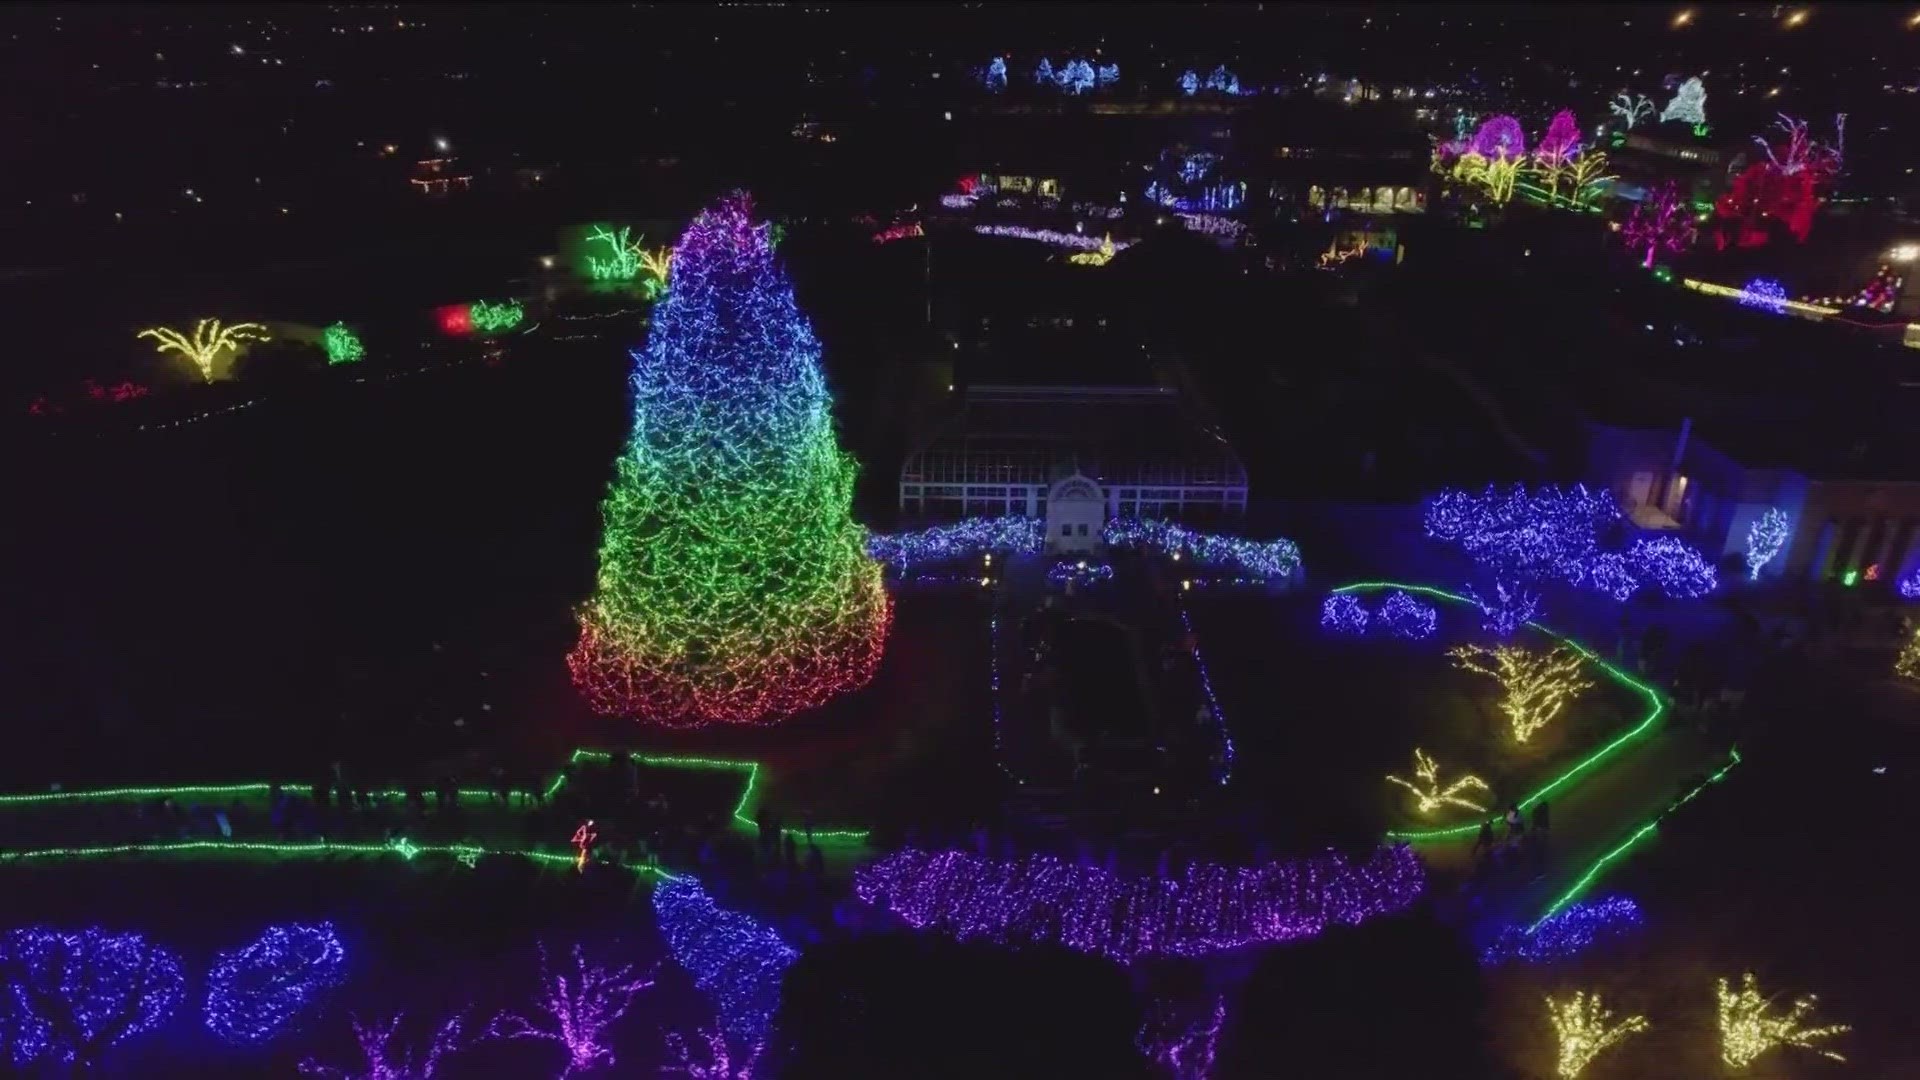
[1896,626,1920,682]
[1386,748,1490,815]
[138,319,269,383]
[1449,644,1594,744]
[1716,972,1849,1069]
[1546,992,1647,1079]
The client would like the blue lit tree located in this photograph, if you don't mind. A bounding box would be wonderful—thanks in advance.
[204,923,347,1046]
[0,928,185,1068]
[985,56,1007,91]
[654,877,797,1040]
[1179,70,1199,95]
[1096,62,1120,87]
[1205,65,1240,95]
[1034,58,1054,85]
[1059,59,1095,94]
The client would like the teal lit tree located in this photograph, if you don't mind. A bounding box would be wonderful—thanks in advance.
[568,193,890,725]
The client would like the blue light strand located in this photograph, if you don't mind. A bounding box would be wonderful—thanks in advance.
[204,922,347,1046]
[867,516,1044,572]
[1179,598,1235,784]
[1103,518,1301,579]
[1046,560,1114,589]
[1321,593,1370,634]
[652,877,796,1041]
[0,927,185,1067]
[1480,896,1644,966]
[1375,591,1438,639]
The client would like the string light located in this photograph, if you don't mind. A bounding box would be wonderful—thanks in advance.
[485,943,655,1077]
[1103,518,1301,579]
[1610,92,1654,129]
[0,927,185,1067]
[872,222,924,244]
[652,877,797,1040]
[664,1028,764,1079]
[1896,627,1920,681]
[1680,278,1839,317]
[323,322,365,365]
[137,319,269,383]
[299,1011,469,1079]
[1547,991,1648,1078]
[1138,997,1225,1080]
[1386,748,1490,815]
[204,923,347,1046]
[571,819,597,871]
[853,846,1424,962]
[867,516,1044,571]
[1626,535,1717,598]
[1178,596,1234,784]
[1424,484,1622,587]
[1066,234,1119,266]
[1659,76,1707,126]
[1449,643,1595,743]
[1465,580,1541,638]
[468,299,524,333]
[1046,560,1113,588]
[1623,181,1697,268]
[1480,897,1644,965]
[1321,593,1370,634]
[568,193,891,726]
[1716,972,1849,1068]
[1744,508,1790,579]
[973,224,1136,255]
[1376,591,1438,639]
[1328,584,1664,844]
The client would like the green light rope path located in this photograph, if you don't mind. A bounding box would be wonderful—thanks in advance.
[0,836,681,881]
[1327,582,1668,842]
[1526,747,1741,932]
[0,746,869,845]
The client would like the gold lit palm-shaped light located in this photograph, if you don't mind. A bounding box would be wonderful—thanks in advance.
[138,319,269,383]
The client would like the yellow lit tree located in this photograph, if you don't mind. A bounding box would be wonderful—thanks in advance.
[138,319,270,383]
[1449,644,1594,743]
[1546,992,1648,1079]
[1896,626,1920,682]
[1566,151,1617,207]
[1716,972,1849,1069]
[1386,748,1490,815]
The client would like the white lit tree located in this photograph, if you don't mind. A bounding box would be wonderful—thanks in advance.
[1610,92,1654,129]
[1744,508,1791,580]
[1660,76,1708,127]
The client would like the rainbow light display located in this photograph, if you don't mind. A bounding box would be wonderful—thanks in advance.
[1103,518,1302,579]
[569,193,890,725]
[204,922,347,1046]
[652,877,797,1040]
[0,927,185,1067]
[853,846,1424,962]
[1480,896,1644,965]
[973,224,1136,255]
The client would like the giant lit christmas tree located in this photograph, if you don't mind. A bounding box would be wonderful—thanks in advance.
[569,194,890,725]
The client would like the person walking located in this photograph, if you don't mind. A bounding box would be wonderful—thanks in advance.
[1532,799,1550,837]
[1472,818,1495,857]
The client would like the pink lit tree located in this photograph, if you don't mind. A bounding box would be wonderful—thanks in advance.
[1535,110,1582,169]
[485,943,655,1077]
[664,1028,764,1079]
[1622,182,1696,267]
[1139,998,1226,1080]
[299,1013,469,1079]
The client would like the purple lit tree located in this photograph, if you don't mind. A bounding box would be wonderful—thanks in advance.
[0,927,185,1068]
[485,943,654,1077]
[1469,115,1527,160]
[1622,182,1696,268]
[299,1012,469,1079]
[664,1028,764,1078]
[1139,997,1225,1080]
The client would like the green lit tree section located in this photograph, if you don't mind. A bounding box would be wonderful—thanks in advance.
[568,193,890,726]
[322,322,365,365]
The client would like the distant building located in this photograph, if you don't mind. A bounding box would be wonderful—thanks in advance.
[409,157,472,196]
[900,385,1248,552]
[1586,420,1920,584]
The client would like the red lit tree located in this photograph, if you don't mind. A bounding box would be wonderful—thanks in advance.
[1622,182,1696,268]
[1714,114,1843,248]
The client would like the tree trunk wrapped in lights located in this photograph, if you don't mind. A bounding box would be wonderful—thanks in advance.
[569,193,890,726]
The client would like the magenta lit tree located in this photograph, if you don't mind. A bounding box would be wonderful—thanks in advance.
[1535,110,1581,168]
[485,943,655,1077]
[298,1013,469,1079]
[1622,182,1697,267]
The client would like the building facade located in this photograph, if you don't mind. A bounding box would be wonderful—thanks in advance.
[1586,421,1920,584]
[900,385,1249,552]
